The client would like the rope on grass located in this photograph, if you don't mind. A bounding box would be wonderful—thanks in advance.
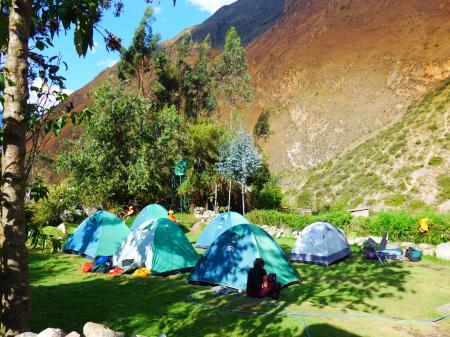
[186,291,450,326]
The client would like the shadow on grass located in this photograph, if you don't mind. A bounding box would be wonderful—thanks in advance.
[30,244,411,336]
[278,243,410,313]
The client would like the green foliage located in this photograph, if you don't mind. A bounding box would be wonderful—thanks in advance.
[247,209,449,245]
[117,7,159,96]
[428,156,443,166]
[436,173,450,203]
[384,194,406,207]
[246,210,352,231]
[296,190,312,208]
[27,225,67,253]
[214,26,252,107]
[31,181,83,227]
[251,181,283,210]
[57,82,185,206]
[179,121,224,206]
[153,34,216,120]
[253,109,272,141]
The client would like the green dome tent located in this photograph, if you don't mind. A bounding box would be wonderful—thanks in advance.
[131,203,168,231]
[63,210,130,259]
[113,218,199,275]
[189,223,300,290]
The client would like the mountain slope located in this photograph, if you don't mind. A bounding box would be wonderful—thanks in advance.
[285,77,449,212]
[246,0,450,170]
[38,0,450,210]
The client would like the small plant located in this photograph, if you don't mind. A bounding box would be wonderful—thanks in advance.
[428,156,443,166]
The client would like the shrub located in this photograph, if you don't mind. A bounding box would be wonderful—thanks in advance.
[384,194,406,207]
[428,156,443,166]
[246,209,449,245]
[31,181,84,227]
[252,183,283,210]
[436,173,450,203]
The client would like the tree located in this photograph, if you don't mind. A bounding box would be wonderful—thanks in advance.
[179,121,224,208]
[214,26,252,108]
[253,109,272,142]
[0,1,177,334]
[117,7,159,96]
[218,128,262,214]
[153,34,216,120]
[57,82,185,207]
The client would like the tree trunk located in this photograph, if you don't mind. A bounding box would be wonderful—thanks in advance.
[214,183,218,211]
[241,183,245,215]
[228,179,231,211]
[1,1,32,335]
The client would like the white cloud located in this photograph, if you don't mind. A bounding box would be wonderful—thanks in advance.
[153,6,163,15]
[91,40,100,54]
[187,0,237,14]
[96,58,118,68]
[28,77,72,109]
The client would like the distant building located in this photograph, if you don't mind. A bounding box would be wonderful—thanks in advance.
[296,209,313,216]
[348,207,370,218]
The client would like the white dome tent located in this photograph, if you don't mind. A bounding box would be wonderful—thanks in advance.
[290,222,351,266]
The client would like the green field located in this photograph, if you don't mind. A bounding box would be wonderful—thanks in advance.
[29,234,450,337]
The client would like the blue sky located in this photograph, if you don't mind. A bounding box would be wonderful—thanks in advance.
[43,0,237,93]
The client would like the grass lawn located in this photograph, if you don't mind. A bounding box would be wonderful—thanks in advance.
[30,235,450,337]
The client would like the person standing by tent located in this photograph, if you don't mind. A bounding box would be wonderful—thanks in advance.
[246,258,281,299]
[168,210,178,223]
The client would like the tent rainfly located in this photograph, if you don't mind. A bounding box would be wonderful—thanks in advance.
[290,222,351,266]
[131,203,168,231]
[195,211,249,249]
[63,210,130,259]
[189,223,300,290]
[113,218,199,275]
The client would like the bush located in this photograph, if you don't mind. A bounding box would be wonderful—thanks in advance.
[252,183,283,210]
[31,181,84,227]
[246,209,449,245]
[428,156,443,166]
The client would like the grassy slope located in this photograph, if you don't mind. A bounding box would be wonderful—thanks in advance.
[30,234,450,337]
[286,78,450,212]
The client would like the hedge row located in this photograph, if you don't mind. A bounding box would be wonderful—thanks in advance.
[246,210,449,245]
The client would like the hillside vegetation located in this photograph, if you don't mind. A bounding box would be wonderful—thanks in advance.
[285,78,450,212]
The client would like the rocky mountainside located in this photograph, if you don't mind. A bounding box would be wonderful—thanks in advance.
[284,78,449,212]
[39,0,450,210]
[246,0,450,171]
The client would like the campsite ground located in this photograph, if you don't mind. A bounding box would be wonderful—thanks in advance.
[29,234,450,337]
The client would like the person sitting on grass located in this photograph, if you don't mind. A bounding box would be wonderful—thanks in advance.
[246,258,281,299]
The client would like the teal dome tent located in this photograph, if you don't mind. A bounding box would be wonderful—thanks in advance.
[131,203,168,230]
[63,210,130,259]
[189,223,300,290]
[114,218,199,275]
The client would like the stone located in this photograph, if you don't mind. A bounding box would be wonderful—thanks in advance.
[37,328,65,337]
[386,242,400,249]
[368,236,382,243]
[399,242,414,248]
[422,248,435,256]
[65,333,80,337]
[275,232,282,239]
[83,323,123,337]
[418,243,431,250]
[57,223,67,234]
[435,242,450,260]
[16,333,38,337]
[436,303,450,313]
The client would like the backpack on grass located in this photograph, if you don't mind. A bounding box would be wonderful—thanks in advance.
[405,247,422,262]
